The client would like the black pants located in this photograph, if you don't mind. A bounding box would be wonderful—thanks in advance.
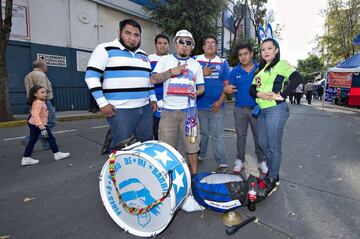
[24,124,59,157]
[296,93,302,104]
[306,91,313,104]
[153,116,160,140]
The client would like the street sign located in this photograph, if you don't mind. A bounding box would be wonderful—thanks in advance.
[37,53,67,67]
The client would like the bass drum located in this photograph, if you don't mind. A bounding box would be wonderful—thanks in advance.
[99,140,191,237]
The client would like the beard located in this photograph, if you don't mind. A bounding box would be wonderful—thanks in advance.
[119,37,140,52]
[179,53,188,58]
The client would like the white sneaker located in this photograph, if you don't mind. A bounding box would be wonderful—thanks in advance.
[258,161,269,174]
[233,159,244,173]
[54,152,70,161]
[21,157,39,166]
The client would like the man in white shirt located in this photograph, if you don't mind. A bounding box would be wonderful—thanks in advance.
[151,30,205,175]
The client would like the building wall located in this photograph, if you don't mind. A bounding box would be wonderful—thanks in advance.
[7,0,160,114]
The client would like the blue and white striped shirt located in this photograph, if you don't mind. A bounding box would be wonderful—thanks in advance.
[85,39,156,109]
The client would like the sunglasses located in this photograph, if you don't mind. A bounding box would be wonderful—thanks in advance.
[176,38,193,46]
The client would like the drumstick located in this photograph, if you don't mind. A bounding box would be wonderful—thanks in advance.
[225,216,257,235]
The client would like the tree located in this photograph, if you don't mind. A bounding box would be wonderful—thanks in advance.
[247,0,267,43]
[297,54,324,83]
[318,0,360,65]
[0,0,14,122]
[146,0,227,55]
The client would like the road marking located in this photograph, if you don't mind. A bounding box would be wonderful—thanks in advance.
[4,136,26,141]
[91,125,108,129]
[3,129,78,141]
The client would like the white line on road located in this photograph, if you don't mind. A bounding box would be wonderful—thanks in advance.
[3,129,78,141]
[91,125,108,129]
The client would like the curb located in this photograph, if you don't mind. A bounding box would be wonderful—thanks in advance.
[312,103,360,113]
[0,113,104,128]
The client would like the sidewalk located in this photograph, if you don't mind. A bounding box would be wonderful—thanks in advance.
[308,99,360,113]
[0,110,103,128]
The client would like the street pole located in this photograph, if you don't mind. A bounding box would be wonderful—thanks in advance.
[322,70,327,108]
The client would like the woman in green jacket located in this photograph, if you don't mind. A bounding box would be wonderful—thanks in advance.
[250,38,302,195]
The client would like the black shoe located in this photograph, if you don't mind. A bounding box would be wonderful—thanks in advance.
[264,175,279,196]
[100,130,112,155]
[100,147,110,155]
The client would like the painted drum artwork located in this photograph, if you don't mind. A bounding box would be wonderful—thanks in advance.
[99,140,191,237]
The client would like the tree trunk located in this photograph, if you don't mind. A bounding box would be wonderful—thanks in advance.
[0,0,15,122]
[0,39,14,121]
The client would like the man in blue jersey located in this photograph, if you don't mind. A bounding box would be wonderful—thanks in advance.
[224,43,268,174]
[148,34,170,140]
[194,35,230,173]
[85,19,157,149]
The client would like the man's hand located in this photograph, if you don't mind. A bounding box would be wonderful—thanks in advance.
[211,100,222,113]
[224,85,237,94]
[171,64,188,76]
[150,101,158,112]
[100,104,116,117]
[203,63,215,76]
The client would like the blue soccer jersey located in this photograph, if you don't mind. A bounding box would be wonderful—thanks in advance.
[194,54,230,110]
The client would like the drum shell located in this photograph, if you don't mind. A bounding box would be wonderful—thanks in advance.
[99,140,191,237]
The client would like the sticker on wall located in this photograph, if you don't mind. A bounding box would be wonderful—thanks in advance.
[37,53,67,67]
[76,51,92,72]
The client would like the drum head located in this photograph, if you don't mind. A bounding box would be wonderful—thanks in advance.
[99,148,183,237]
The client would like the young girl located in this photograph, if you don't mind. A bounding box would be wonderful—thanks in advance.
[21,85,70,166]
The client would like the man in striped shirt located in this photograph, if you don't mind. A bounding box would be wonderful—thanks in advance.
[85,19,157,149]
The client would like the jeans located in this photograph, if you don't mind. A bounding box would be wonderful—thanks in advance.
[108,104,153,149]
[198,109,227,166]
[257,102,289,179]
[25,101,56,149]
[234,106,265,163]
[24,124,59,157]
[46,101,56,129]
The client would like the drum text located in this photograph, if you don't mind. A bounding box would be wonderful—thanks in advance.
[152,168,168,193]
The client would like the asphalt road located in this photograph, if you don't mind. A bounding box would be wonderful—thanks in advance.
[0,101,359,239]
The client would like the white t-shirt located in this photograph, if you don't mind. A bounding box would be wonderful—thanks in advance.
[153,54,204,110]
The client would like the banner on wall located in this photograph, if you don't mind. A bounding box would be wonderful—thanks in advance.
[327,72,352,88]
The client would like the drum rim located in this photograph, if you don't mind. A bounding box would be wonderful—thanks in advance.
[99,148,178,237]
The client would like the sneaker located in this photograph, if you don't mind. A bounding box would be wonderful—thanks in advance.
[233,159,244,174]
[54,152,71,161]
[217,164,228,174]
[258,161,269,174]
[264,175,279,196]
[21,157,39,166]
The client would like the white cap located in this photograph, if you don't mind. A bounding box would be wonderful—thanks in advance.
[174,29,195,47]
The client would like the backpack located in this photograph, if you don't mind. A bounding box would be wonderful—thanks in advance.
[191,172,268,212]
[191,172,248,212]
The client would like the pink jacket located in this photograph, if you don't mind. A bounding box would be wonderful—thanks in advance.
[28,100,48,127]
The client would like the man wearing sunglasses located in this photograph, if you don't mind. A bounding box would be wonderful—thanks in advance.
[194,36,230,174]
[151,30,205,175]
